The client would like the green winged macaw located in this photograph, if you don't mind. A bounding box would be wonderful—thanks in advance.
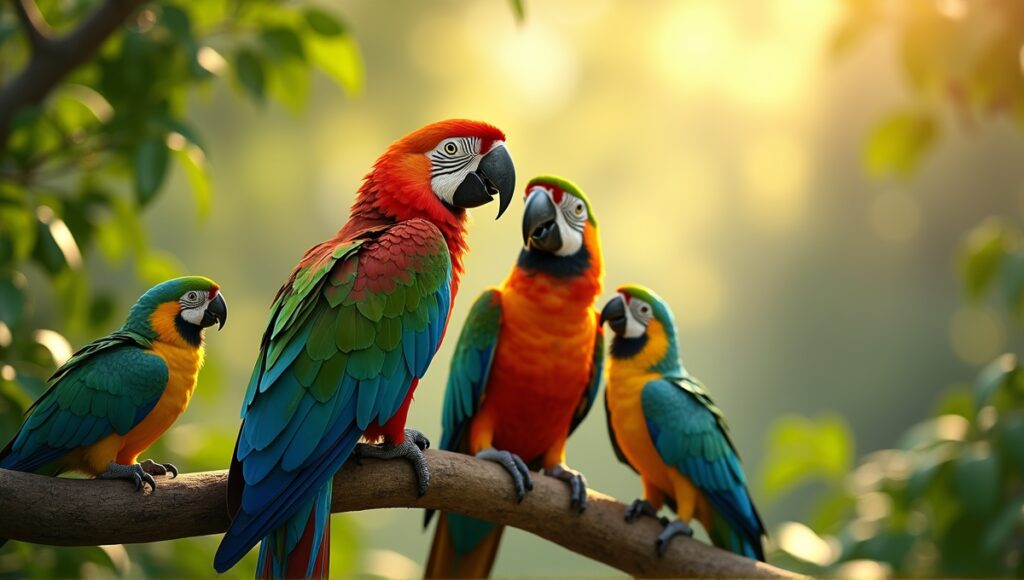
[0,276,227,538]
[213,120,516,579]
[599,285,765,559]
[424,176,604,578]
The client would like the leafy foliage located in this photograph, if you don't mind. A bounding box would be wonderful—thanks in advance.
[0,0,362,577]
[765,354,1024,576]
[762,219,1024,576]
[836,0,1024,178]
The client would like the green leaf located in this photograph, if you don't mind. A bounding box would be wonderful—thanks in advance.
[953,443,1000,514]
[304,8,345,37]
[510,0,526,23]
[234,49,266,103]
[758,414,854,499]
[1000,413,1024,468]
[0,276,25,329]
[864,110,938,178]
[983,496,1024,555]
[175,147,212,219]
[307,34,363,95]
[975,354,1017,408]
[160,5,192,40]
[134,137,170,206]
[1000,252,1024,317]
[0,191,37,266]
[260,27,306,61]
[267,59,311,113]
[961,220,1010,300]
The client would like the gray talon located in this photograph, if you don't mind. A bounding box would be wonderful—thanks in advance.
[545,464,588,513]
[139,458,178,478]
[624,498,661,523]
[98,461,160,492]
[656,519,694,556]
[477,448,533,502]
[354,429,431,496]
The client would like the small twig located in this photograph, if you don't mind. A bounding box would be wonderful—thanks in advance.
[11,0,53,51]
[0,449,801,578]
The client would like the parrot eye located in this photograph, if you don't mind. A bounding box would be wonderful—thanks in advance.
[640,305,650,315]
[575,202,585,216]
[443,142,458,155]
[182,291,202,305]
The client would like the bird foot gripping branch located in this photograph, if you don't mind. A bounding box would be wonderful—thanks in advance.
[97,459,177,492]
[475,448,533,502]
[354,429,431,497]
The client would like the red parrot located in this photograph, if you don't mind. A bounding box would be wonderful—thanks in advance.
[213,120,515,579]
[424,176,604,578]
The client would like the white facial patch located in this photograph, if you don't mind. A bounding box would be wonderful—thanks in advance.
[179,290,209,326]
[623,295,654,338]
[428,137,484,204]
[553,192,586,257]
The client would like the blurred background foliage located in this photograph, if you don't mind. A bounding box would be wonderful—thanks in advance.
[2,0,1024,577]
[0,0,363,577]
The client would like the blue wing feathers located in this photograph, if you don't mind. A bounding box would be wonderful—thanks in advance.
[641,378,765,560]
[217,222,454,572]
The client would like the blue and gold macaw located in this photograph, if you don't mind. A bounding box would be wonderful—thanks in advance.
[600,285,765,559]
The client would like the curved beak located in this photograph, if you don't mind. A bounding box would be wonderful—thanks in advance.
[201,293,228,330]
[600,295,627,337]
[451,143,516,219]
[522,190,561,253]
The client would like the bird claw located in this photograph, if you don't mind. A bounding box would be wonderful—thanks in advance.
[139,458,178,478]
[477,448,533,503]
[354,429,431,497]
[624,498,661,523]
[545,464,588,513]
[656,519,694,557]
[98,461,160,492]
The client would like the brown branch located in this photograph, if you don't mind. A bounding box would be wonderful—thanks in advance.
[0,0,145,149]
[11,0,52,50]
[0,450,799,578]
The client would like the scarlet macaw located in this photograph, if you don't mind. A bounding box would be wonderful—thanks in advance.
[425,176,604,577]
[213,120,515,579]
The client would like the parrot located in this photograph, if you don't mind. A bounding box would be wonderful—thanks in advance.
[424,175,604,578]
[599,285,765,560]
[0,275,227,544]
[212,119,516,579]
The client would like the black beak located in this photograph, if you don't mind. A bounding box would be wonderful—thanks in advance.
[451,144,516,219]
[201,293,228,330]
[600,295,627,337]
[522,190,562,253]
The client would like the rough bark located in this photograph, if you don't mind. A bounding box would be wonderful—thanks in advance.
[0,449,799,578]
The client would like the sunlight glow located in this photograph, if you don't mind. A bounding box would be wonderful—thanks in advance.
[776,521,838,566]
[742,134,810,232]
[364,549,421,579]
[653,1,735,90]
[36,206,82,269]
[33,329,73,366]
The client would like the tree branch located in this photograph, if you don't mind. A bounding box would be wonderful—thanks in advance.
[0,450,799,578]
[0,0,145,148]
[11,0,52,50]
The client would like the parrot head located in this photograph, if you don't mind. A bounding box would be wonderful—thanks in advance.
[124,276,228,348]
[364,119,516,225]
[517,175,602,279]
[600,284,683,375]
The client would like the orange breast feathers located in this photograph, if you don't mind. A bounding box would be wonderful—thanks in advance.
[118,301,205,464]
[470,244,603,463]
